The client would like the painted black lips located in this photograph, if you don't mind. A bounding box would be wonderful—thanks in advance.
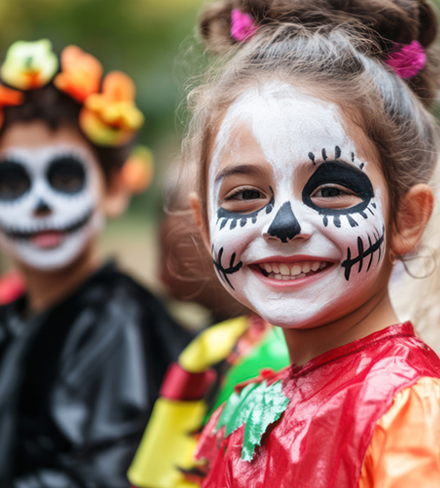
[1,210,93,240]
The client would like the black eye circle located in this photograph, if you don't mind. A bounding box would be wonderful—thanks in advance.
[47,157,86,194]
[0,161,31,201]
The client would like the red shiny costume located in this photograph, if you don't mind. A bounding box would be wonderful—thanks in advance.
[195,323,440,488]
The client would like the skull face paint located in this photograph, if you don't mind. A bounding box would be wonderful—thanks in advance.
[208,83,388,329]
[0,145,103,270]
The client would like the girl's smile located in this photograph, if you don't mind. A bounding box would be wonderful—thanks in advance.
[249,255,335,286]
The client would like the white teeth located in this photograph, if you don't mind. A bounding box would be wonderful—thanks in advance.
[260,260,333,281]
[291,265,302,276]
[302,263,311,274]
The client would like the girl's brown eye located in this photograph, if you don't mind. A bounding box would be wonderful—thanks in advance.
[315,187,346,198]
[240,189,262,200]
[225,187,265,201]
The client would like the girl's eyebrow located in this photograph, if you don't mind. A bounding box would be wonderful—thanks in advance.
[214,164,266,183]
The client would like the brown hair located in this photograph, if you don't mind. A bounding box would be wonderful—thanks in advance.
[1,83,133,179]
[183,0,440,226]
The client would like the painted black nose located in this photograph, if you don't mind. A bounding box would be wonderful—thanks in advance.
[34,198,52,216]
[267,202,301,243]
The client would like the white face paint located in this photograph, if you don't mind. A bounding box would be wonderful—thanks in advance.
[0,145,104,270]
[208,83,387,329]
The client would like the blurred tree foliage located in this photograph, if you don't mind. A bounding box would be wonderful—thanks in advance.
[0,0,205,218]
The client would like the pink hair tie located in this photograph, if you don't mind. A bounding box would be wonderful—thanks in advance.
[385,40,426,79]
[231,9,258,42]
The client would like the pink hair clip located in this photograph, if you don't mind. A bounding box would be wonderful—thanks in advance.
[385,40,426,79]
[231,9,258,42]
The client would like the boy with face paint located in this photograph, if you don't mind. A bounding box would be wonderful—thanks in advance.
[0,41,192,488]
[180,0,440,487]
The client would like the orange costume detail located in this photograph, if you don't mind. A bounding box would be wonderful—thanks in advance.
[360,376,440,487]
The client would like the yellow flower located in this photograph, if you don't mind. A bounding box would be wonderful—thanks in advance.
[1,39,58,90]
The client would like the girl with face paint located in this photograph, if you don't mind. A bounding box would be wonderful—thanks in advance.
[0,41,192,488]
[180,1,440,487]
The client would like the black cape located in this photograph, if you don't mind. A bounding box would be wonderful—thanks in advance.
[0,262,193,488]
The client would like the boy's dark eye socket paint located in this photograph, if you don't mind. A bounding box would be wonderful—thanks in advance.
[0,161,31,201]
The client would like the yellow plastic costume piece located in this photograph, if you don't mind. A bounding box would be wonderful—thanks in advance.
[128,398,204,488]
[128,317,250,488]
[359,376,440,487]
[179,316,249,373]
[1,40,58,90]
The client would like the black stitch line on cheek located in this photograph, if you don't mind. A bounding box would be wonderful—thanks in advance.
[341,227,385,281]
[322,148,328,161]
[308,152,316,165]
[212,246,243,290]
[216,187,275,231]
[335,146,341,159]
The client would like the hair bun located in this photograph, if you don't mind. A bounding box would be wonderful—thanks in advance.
[200,0,438,50]
[198,0,439,103]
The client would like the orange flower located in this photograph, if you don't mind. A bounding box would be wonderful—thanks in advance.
[120,146,154,194]
[0,84,24,129]
[79,71,144,146]
[0,84,24,107]
[54,45,103,103]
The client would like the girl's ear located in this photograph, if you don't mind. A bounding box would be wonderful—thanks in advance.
[189,192,211,252]
[391,184,434,257]
[103,168,131,218]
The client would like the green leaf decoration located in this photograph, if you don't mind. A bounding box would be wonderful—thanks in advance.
[216,380,289,462]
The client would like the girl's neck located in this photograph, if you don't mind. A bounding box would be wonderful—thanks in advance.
[17,245,100,314]
[283,287,399,366]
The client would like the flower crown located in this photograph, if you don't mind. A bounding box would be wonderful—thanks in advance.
[0,39,144,147]
[230,9,426,79]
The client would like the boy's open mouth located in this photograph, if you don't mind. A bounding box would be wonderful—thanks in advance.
[251,260,333,281]
[0,210,93,249]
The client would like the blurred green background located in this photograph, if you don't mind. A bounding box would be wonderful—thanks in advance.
[0,0,207,302]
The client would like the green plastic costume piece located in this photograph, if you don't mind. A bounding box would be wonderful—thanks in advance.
[216,380,290,462]
[211,326,290,413]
